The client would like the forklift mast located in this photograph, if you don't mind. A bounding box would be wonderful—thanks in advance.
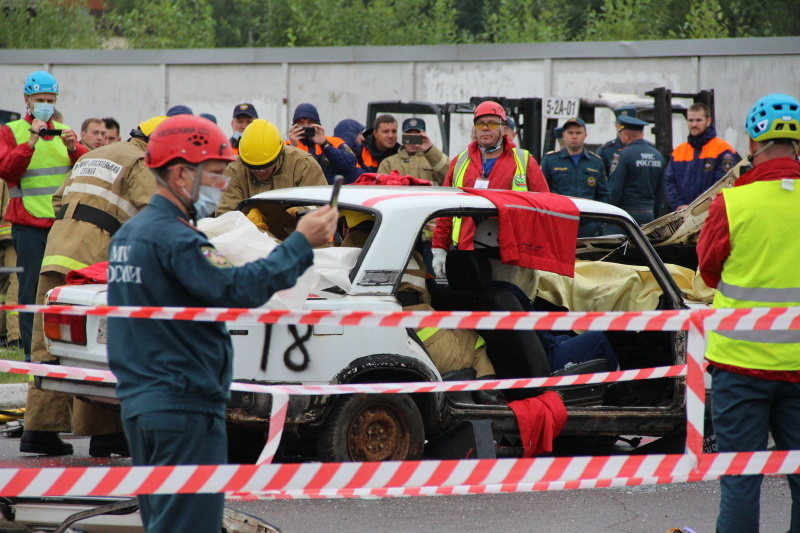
[366,88,715,165]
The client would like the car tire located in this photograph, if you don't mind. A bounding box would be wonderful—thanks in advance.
[317,393,425,462]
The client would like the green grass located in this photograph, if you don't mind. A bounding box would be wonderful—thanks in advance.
[0,348,32,384]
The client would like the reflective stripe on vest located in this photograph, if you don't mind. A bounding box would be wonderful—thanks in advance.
[0,224,11,238]
[7,120,70,219]
[417,327,486,352]
[706,179,800,371]
[450,148,528,245]
[41,255,89,272]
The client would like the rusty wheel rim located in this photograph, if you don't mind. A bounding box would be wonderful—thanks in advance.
[347,401,411,461]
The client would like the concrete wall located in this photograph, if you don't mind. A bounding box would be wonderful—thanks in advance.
[1,37,798,156]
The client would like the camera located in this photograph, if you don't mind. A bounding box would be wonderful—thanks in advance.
[302,126,316,138]
[402,134,423,145]
[38,128,62,137]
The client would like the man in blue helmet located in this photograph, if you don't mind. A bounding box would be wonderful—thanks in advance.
[698,93,800,533]
[0,71,86,367]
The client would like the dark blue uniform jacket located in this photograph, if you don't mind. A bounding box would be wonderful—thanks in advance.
[608,139,666,218]
[541,148,609,202]
[107,195,313,420]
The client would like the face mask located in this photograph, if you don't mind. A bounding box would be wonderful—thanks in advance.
[232,131,243,140]
[30,102,55,122]
[193,185,223,220]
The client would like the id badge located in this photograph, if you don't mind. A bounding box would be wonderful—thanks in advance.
[474,178,490,189]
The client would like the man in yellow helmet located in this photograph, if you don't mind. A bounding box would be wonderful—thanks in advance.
[20,116,168,457]
[216,118,327,216]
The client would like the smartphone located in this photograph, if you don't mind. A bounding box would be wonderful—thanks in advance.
[402,134,423,145]
[38,128,63,136]
[330,175,344,209]
[302,126,316,138]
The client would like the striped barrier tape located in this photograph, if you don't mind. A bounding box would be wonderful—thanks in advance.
[0,306,796,497]
[0,450,797,499]
[0,359,686,393]
[4,303,800,332]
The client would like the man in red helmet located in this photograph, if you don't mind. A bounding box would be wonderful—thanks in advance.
[431,101,549,276]
[106,115,338,533]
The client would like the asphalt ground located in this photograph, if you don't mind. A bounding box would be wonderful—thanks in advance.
[0,429,793,533]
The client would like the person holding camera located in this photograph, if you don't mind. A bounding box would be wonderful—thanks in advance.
[287,103,357,184]
[0,71,87,364]
[377,118,449,185]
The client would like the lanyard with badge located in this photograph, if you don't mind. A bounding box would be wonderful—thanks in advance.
[474,152,491,189]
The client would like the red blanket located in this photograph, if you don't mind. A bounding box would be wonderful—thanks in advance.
[463,189,578,277]
[66,262,108,285]
[354,170,432,186]
[508,391,568,457]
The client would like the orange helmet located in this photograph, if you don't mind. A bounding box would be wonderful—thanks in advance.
[145,115,235,168]
[474,101,507,123]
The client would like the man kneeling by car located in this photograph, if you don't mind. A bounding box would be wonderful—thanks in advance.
[339,209,504,405]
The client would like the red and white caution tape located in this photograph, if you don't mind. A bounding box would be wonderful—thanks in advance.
[1,359,686,394]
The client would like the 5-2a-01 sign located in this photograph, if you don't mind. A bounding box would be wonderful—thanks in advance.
[544,97,580,119]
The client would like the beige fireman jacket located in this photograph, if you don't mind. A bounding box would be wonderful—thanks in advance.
[377,145,449,185]
[216,145,327,216]
[41,137,156,276]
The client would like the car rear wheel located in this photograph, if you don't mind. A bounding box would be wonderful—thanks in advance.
[317,393,424,462]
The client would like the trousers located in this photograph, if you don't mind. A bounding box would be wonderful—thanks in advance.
[711,366,800,533]
[11,224,48,361]
[123,410,227,533]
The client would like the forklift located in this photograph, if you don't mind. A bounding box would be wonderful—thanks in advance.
[365,88,715,162]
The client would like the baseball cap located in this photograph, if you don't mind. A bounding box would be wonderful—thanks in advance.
[233,103,258,119]
[402,117,426,132]
[563,117,586,129]
[166,105,193,117]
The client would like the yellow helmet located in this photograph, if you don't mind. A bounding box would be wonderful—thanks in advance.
[340,209,375,228]
[138,115,168,137]
[240,119,283,168]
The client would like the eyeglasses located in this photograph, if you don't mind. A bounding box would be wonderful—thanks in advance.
[474,121,504,130]
[183,164,230,189]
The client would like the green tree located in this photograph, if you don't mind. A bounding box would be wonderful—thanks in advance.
[109,0,216,49]
[675,0,731,39]
[580,0,667,41]
[480,0,569,43]
[0,0,101,49]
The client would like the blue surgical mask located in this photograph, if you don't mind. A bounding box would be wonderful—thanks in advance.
[31,102,55,122]
[193,185,223,220]
[232,130,243,140]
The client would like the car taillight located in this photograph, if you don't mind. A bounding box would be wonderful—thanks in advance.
[43,313,87,345]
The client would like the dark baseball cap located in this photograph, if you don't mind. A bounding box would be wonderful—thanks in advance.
[233,103,258,119]
[562,117,586,129]
[402,117,426,132]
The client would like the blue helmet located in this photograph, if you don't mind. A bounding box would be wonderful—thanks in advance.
[23,71,59,95]
[745,93,800,142]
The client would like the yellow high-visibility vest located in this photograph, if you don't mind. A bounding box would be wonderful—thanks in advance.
[7,120,70,219]
[706,179,800,371]
[450,148,528,245]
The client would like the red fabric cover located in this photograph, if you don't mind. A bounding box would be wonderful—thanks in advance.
[508,391,567,457]
[353,170,432,186]
[432,139,549,251]
[464,188,579,277]
[66,262,108,285]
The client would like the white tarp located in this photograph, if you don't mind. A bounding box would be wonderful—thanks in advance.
[198,211,360,309]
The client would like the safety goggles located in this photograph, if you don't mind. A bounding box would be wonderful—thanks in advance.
[183,164,230,190]
[474,121,504,130]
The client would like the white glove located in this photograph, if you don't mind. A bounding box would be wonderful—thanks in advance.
[432,248,447,278]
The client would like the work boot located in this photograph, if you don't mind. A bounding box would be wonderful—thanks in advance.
[473,374,506,405]
[89,432,130,458]
[20,431,74,456]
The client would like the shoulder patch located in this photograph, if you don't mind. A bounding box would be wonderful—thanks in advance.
[609,155,620,174]
[722,154,734,172]
[201,246,232,268]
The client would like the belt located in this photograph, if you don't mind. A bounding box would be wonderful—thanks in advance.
[56,203,122,235]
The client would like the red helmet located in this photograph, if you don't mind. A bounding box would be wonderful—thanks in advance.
[145,115,235,168]
[474,101,507,122]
